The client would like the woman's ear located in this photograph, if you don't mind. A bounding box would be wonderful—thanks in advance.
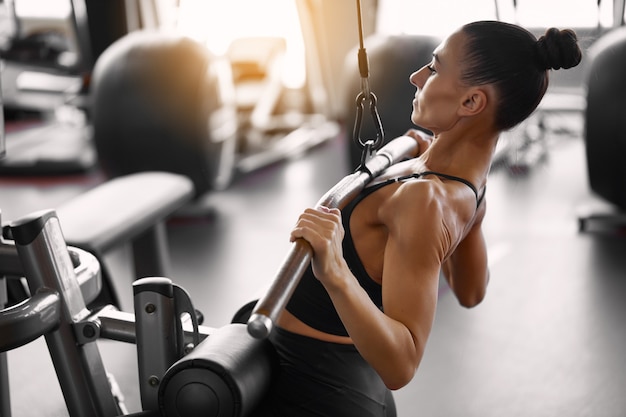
[458,88,488,116]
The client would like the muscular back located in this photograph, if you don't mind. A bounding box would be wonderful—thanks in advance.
[350,173,482,286]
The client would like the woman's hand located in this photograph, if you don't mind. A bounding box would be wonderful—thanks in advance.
[404,128,434,156]
[290,206,349,289]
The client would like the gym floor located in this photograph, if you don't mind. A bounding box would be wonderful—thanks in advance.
[2,112,626,416]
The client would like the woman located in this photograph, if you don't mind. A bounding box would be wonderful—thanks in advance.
[256,21,582,416]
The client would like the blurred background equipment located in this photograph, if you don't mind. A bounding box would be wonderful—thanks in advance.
[90,29,237,198]
[579,26,626,230]
[0,0,133,174]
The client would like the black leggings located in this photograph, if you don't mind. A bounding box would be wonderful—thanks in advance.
[254,327,396,417]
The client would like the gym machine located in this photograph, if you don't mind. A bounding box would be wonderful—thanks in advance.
[0,208,276,417]
[0,135,416,416]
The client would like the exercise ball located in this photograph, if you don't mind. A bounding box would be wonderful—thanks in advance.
[584,27,626,210]
[91,30,238,198]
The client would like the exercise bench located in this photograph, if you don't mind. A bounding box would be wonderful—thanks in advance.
[3,171,195,307]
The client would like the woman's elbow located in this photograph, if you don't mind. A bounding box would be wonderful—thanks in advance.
[456,272,489,308]
[457,290,486,308]
[383,367,416,391]
[381,351,422,390]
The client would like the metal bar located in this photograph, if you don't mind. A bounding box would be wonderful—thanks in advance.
[0,275,12,417]
[247,136,418,338]
[0,350,10,417]
[133,277,179,411]
[10,210,119,417]
[85,307,214,345]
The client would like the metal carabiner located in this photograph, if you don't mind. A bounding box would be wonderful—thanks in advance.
[353,92,385,159]
[351,0,385,171]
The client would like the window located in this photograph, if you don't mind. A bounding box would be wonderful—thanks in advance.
[176,0,306,88]
[376,0,615,37]
[14,0,71,18]
[512,0,613,28]
[376,0,497,37]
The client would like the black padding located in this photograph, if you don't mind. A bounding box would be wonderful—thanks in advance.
[231,300,258,324]
[584,27,626,210]
[342,34,441,169]
[159,323,277,417]
[90,30,233,198]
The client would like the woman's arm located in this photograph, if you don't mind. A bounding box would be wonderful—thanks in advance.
[290,183,448,390]
[441,200,489,307]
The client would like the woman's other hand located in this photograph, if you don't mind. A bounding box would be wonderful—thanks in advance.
[404,128,433,156]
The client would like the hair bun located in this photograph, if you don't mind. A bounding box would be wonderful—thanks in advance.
[535,28,582,70]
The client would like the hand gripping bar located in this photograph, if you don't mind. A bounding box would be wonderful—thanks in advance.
[247,136,418,338]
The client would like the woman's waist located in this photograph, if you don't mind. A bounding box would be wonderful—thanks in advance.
[277,310,354,345]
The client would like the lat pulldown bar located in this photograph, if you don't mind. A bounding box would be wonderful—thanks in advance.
[247,135,418,339]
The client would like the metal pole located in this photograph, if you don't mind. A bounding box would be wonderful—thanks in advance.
[10,210,120,417]
[133,277,178,411]
[0,275,11,417]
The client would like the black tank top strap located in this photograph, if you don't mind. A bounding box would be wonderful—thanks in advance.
[362,170,484,208]
[419,171,478,201]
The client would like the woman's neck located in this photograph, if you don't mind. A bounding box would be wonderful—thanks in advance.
[419,126,498,190]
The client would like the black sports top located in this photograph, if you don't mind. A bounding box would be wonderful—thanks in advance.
[285,171,485,337]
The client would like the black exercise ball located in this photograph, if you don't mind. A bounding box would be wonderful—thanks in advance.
[584,26,626,210]
[91,30,238,198]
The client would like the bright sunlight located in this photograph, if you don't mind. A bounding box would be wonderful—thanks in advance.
[176,0,306,88]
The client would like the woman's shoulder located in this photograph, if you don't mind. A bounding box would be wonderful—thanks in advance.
[380,179,446,229]
[380,175,476,239]
[378,179,451,259]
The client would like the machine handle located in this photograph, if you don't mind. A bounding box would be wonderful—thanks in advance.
[247,136,418,338]
[0,288,61,352]
[1,240,102,307]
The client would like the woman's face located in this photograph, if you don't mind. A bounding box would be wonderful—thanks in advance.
[409,30,468,135]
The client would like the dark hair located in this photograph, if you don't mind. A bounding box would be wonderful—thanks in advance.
[460,21,582,131]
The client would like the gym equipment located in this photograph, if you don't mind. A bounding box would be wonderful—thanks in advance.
[0,118,97,175]
[579,26,626,230]
[0,209,277,417]
[3,210,127,416]
[90,28,339,199]
[2,172,195,308]
[247,135,418,339]
[0,0,131,175]
[0,87,4,160]
[90,30,238,198]
[56,172,194,290]
[225,36,340,175]
[350,0,385,168]
[159,323,277,417]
